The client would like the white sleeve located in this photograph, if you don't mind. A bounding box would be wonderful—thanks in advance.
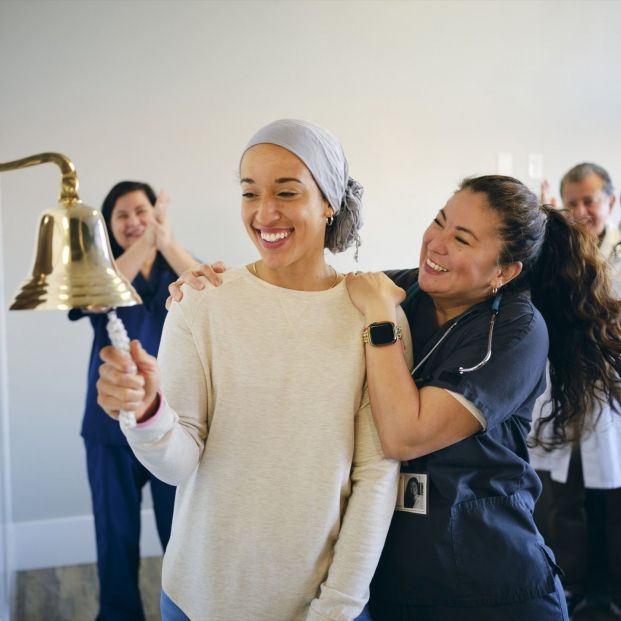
[445,389,487,430]
[307,387,399,621]
[122,297,209,486]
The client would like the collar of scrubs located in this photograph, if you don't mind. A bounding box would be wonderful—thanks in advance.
[405,280,502,377]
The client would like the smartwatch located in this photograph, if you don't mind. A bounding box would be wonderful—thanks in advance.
[362,322,402,346]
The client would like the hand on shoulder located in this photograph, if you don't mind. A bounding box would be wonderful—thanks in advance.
[345,271,405,320]
[166,261,228,308]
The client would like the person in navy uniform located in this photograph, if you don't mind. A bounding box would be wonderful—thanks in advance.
[346,175,621,620]
[69,181,197,621]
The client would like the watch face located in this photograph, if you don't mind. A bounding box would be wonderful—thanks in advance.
[370,322,397,345]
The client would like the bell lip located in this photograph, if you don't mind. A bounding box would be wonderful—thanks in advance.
[9,297,142,311]
[9,281,143,311]
[9,198,144,312]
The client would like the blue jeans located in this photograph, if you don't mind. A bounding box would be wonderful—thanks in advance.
[161,591,373,621]
[160,591,190,621]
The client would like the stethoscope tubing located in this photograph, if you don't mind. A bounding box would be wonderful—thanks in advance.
[404,280,502,377]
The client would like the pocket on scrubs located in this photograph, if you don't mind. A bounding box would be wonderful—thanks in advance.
[451,492,557,606]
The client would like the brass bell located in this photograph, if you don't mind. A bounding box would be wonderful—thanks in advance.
[1,152,142,311]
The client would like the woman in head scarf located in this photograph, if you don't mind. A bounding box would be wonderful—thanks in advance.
[96,120,403,621]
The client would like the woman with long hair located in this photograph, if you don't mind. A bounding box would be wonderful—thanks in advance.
[346,175,621,620]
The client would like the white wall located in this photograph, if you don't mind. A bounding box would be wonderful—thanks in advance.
[0,182,13,621]
[0,0,620,579]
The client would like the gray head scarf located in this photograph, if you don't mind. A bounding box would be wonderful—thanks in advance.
[242,119,363,256]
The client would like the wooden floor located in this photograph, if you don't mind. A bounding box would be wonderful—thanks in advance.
[13,556,162,621]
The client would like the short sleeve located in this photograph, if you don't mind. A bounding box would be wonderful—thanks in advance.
[423,297,548,430]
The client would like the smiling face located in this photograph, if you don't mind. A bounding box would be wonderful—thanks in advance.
[561,173,615,237]
[240,143,332,276]
[109,190,154,250]
[418,189,512,321]
[406,477,420,497]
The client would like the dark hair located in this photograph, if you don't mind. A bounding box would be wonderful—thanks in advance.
[459,175,621,449]
[323,177,364,259]
[404,477,421,507]
[560,162,614,198]
[101,181,157,258]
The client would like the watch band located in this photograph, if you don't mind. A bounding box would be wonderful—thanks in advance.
[362,321,402,346]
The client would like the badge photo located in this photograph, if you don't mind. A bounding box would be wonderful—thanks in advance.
[396,473,428,515]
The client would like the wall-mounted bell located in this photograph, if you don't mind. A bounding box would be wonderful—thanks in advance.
[1,152,141,311]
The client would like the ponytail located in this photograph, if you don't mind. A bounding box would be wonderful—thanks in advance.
[458,175,621,449]
[529,207,621,449]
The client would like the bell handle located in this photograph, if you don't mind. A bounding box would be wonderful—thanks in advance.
[0,152,80,205]
[106,310,137,428]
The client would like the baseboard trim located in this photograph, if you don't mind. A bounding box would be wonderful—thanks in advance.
[12,510,163,571]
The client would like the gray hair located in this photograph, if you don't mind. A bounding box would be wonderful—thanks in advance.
[243,119,363,256]
[560,162,614,198]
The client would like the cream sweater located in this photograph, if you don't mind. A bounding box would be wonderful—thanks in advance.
[123,267,404,621]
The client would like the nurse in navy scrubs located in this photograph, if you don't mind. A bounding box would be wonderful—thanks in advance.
[346,175,621,620]
[70,181,197,621]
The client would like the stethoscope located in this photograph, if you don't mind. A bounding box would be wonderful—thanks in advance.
[403,281,503,376]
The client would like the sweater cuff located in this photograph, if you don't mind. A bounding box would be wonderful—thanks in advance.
[306,589,367,621]
[136,392,166,428]
[122,393,177,443]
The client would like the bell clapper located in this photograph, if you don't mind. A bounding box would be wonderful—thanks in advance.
[105,310,137,428]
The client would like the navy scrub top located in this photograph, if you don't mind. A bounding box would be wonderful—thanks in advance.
[372,269,557,607]
[69,253,178,445]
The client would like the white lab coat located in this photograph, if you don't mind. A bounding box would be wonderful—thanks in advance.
[529,224,621,489]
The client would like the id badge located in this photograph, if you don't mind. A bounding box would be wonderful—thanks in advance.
[396,472,428,515]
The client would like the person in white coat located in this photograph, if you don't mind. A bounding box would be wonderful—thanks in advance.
[530,162,621,618]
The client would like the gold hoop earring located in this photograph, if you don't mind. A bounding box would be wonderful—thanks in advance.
[326,215,334,226]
